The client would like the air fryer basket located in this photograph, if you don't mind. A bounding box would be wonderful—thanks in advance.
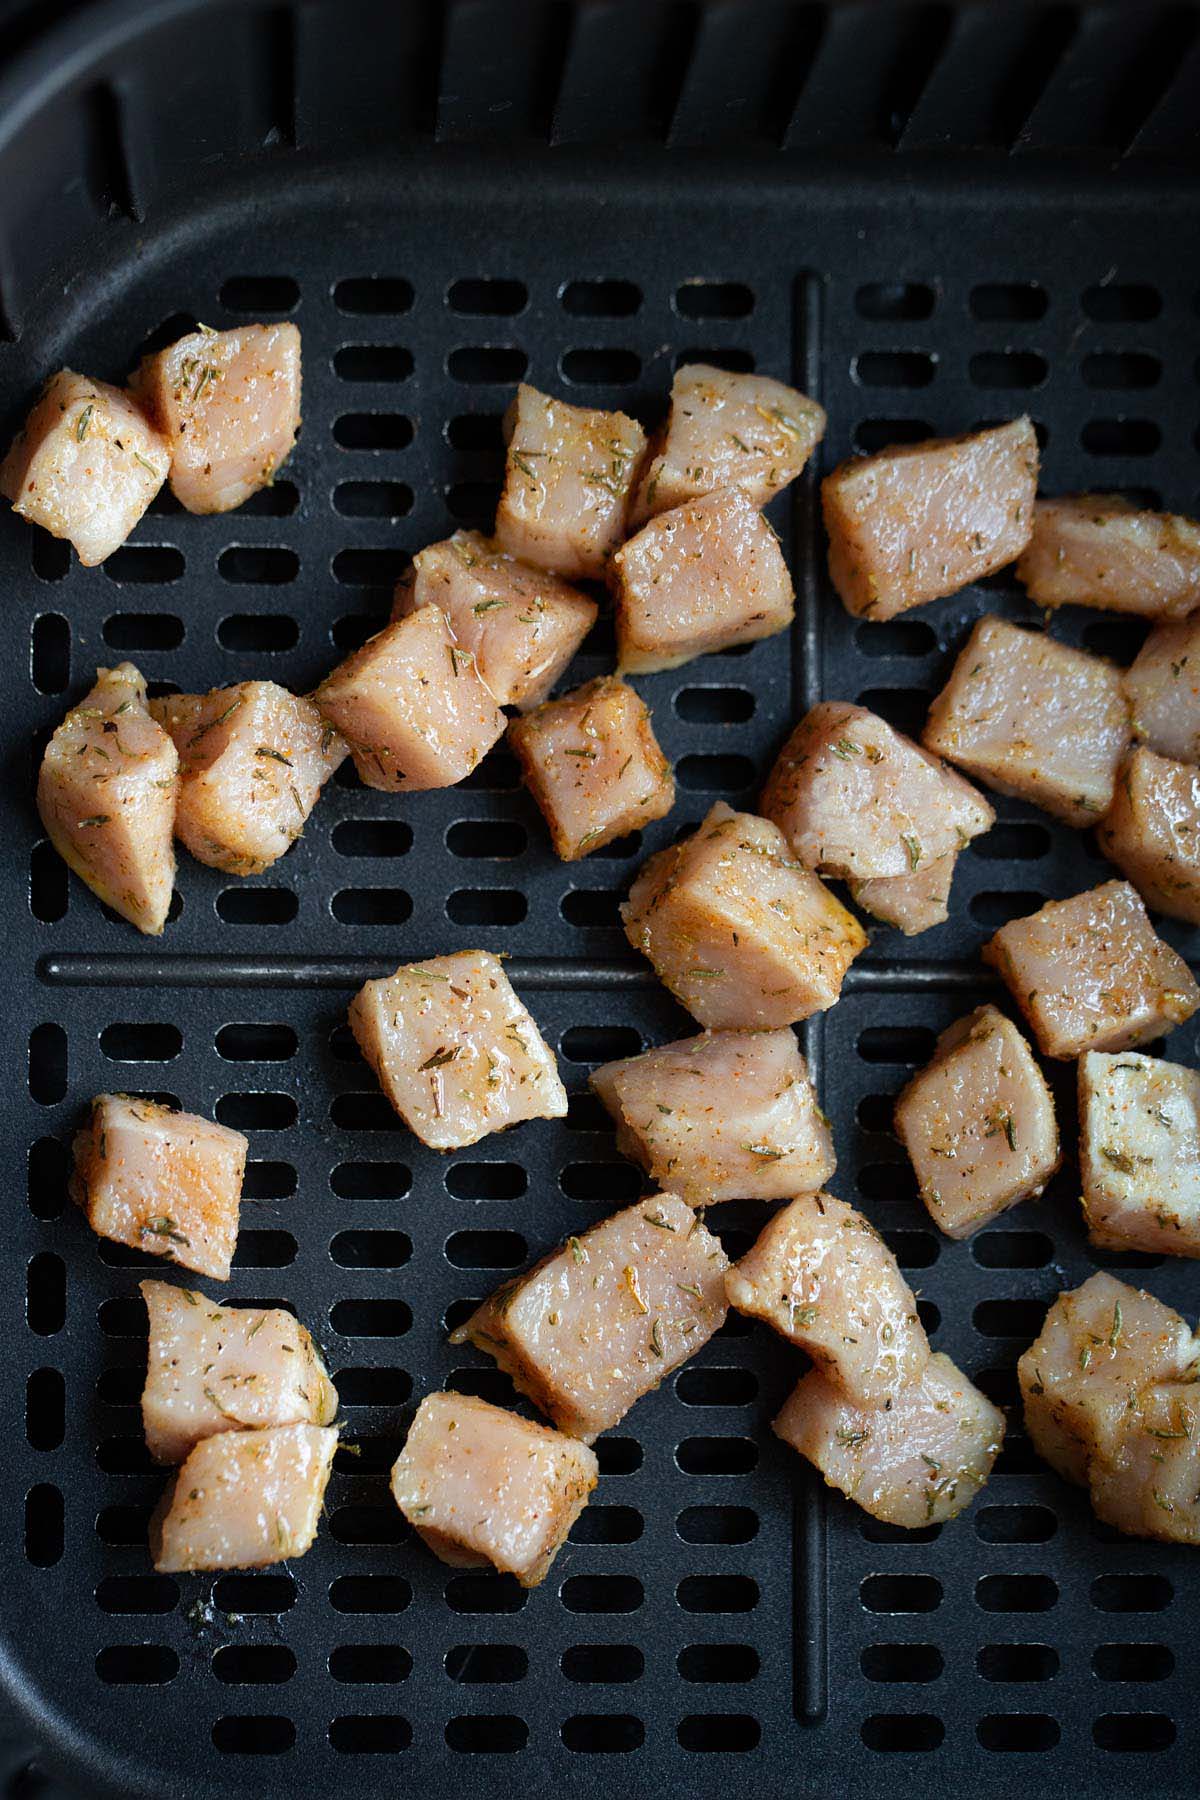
[2,1,1199,1795]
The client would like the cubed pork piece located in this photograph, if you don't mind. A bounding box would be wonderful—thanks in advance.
[630,363,825,523]
[922,615,1130,827]
[611,488,794,673]
[495,384,646,579]
[390,1392,598,1587]
[450,1193,728,1441]
[140,1280,337,1464]
[894,1005,1060,1239]
[849,853,958,935]
[36,662,177,934]
[150,681,344,875]
[1124,619,1200,763]
[621,802,867,1028]
[822,417,1038,620]
[1089,1378,1200,1543]
[0,369,168,565]
[348,950,567,1151]
[774,1352,1004,1527]
[1078,1052,1200,1257]
[72,1096,247,1281]
[314,606,505,791]
[726,1191,928,1408]
[508,674,674,859]
[761,701,994,880]
[1098,748,1200,924]
[391,531,597,709]
[151,1422,337,1572]
[1016,495,1200,619]
[591,1027,834,1205]
[136,322,300,514]
[983,880,1199,1059]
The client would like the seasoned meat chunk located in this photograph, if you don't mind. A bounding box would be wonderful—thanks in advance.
[152,1422,337,1572]
[983,880,1199,1059]
[151,681,344,875]
[348,950,567,1151]
[140,1280,337,1464]
[895,1005,1060,1239]
[591,1027,834,1205]
[451,1194,728,1442]
[923,615,1130,827]
[1098,747,1200,924]
[391,531,597,709]
[612,488,794,673]
[1124,618,1200,763]
[849,853,957,935]
[1016,495,1200,618]
[726,1191,928,1408]
[0,369,168,565]
[1089,1379,1200,1543]
[390,1392,598,1587]
[509,674,673,859]
[1078,1052,1200,1257]
[621,802,867,1028]
[774,1353,1004,1527]
[136,322,300,513]
[71,1096,247,1282]
[822,417,1038,620]
[37,662,177,933]
[495,384,646,579]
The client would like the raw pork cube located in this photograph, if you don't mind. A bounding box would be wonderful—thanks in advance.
[151,681,345,875]
[849,854,957,935]
[922,615,1130,827]
[822,417,1038,620]
[495,384,646,579]
[140,1280,337,1464]
[450,1193,728,1441]
[983,880,1199,1059]
[1089,1379,1200,1543]
[591,1027,834,1205]
[611,488,794,673]
[1124,618,1200,762]
[630,363,825,521]
[347,950,567,1151]
[391,531,597,709]
[314,606,505,791]
[71,1095,247,1281]
[136,322,300,513]
[894,1005,1060,1239]
[1016,495,1200,618]
[621,802,867,1028]
[390,1391,597,1587]
[152,1422,337,1572]
[37,662,177,934]
[761,701,993,879]
[726,1191,928,1408]
[1098,747,1200,924]
[0,369,168,565]
[1078,1052,1200,1257]
[508,674,674,859]
[774,1352,1004,1527]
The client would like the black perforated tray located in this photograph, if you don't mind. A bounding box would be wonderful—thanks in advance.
[2,2,1200,1796]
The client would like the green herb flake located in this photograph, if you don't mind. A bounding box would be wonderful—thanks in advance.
[75,403,95,442]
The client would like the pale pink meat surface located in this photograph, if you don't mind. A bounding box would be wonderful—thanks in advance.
[726,1191,928,1407]
[348,950,567,1151]
[0,369,168,564]
[1078,1052,1200,1257]
[392,531,597,709]
[152,1422,337,1572]
[822,417,1038,620]
[136,322,300,513]
[849,853,957,935]
[612,487,794,673]
[140,1279,337,1464]
[923,615,1130,827]
[390,1391,598,1586]
[1098,747,1200,924]
[774,1352,1004,1527]
[895,1005,1060,1239]
[1124,618,1200,762]
[1090,1380,1200,1542]
[983,880,1199,1058]
[37,662,178,933]
[495,384,646,579]
[591,1027,834,1205]
[450,1193,728,1442]
[621,801,867,1028]
[508,674,674,859]
[1016,494,1200,618]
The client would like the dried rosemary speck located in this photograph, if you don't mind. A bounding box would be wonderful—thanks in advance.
[418,1045,461,1071]
[255,745,293,766]
[75,403,95,441]
[649,1318,664,1358]
[567,1235,586,1265]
